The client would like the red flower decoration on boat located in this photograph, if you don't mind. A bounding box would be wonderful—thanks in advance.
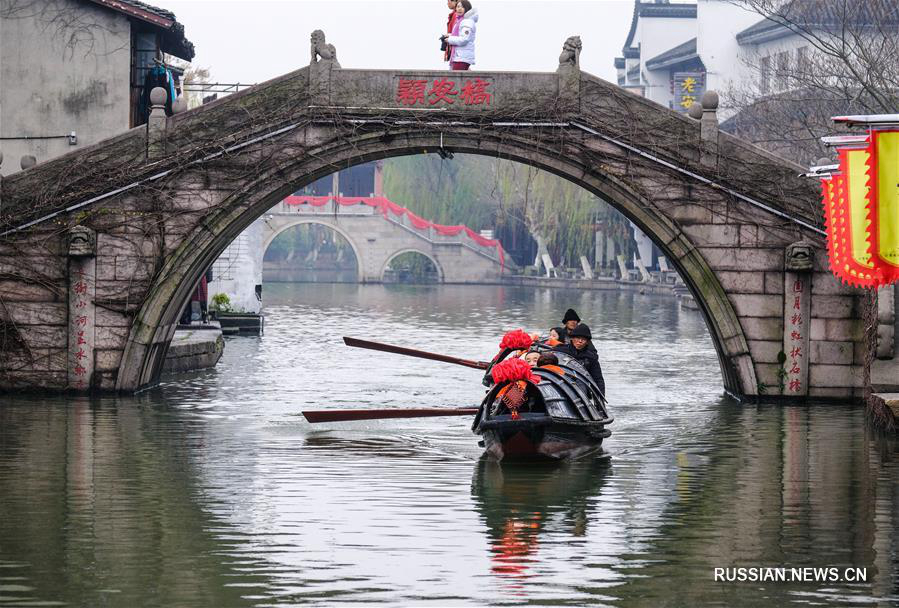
[491,358,540,384]
[499,329,533,351]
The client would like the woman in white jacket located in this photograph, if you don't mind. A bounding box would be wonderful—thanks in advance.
[441,0,478,70]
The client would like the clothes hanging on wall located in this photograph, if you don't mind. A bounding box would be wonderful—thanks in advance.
[139,65,176,120]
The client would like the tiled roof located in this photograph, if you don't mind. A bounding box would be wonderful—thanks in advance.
[85,0,194,60]
[737,1,899,44]
[645,37,699,70]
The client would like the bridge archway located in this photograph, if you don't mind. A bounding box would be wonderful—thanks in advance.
[261,218,365,283]
[117,132,755,396]
[381,249,444,283]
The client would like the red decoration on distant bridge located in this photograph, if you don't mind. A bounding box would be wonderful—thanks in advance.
[283,195,505,269]
[396,77,492,107]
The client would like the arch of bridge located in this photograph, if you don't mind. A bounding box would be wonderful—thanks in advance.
[381,249,444,283]
[261,217,366,283]
[116,132,758,395]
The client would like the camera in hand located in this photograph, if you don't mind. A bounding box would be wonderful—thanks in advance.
[439,35,447,52]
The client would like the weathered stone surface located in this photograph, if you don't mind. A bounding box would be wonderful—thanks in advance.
[747,340,783,364]
[809,364,863,388]
[0,281,60,301]
[764,272,785,294]
[811,272,859,295]
[96,326,130,349]
[1,302,66,325]
[715,271,764,294]
[684,224,740,247]
[699,247,784,271]
[729,294,783,318]
[810,295,856,319]
[824,319,864,342]
[809,340,854,365]
[95,308,132,328]
[739,317,783,341]
[95,349,124,372]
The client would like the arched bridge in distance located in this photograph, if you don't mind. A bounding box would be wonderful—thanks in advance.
[0,33,876,399]
[261,195,510,284]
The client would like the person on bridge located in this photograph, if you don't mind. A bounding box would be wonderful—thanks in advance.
[442,0,459,63]
[441,0,478,71]
[553,324,605,395]
[557,309,581,342]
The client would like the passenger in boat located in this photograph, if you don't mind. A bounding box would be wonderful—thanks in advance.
[553,323,605,395]
[558,309,581,342]
[536,353,566,375]
[523,350,541,367]
[544,327,564,347]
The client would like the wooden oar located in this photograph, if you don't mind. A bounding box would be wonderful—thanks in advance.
[343,336,490,370]
[302,407,479,423]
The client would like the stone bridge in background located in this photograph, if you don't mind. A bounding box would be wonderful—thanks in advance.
[0,35,884,399]
[261,196,508,283]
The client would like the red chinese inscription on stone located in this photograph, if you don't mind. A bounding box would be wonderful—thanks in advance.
[460,79,492,105]
[395,78,492,107]
[428,78,458,105]
[396,79,428,106]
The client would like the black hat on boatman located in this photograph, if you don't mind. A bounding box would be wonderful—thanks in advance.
[569,323,592,340]
[562,309,580,323]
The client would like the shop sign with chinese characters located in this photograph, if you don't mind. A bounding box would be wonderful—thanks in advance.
[395,77,493,107]
[672,72,705,113]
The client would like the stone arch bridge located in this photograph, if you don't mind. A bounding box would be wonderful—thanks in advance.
[261,197,508,283]
[0,36,874,398]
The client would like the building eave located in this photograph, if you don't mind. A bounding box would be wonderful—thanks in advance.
[645,37,699,71]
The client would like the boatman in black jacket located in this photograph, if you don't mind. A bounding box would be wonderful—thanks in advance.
[557,308,581,343]
[554,323,605,396]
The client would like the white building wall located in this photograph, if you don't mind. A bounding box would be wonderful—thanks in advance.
[0,0,132,176]
[208,219,264,314]
[697,0,759,117]
[636,17,697,107]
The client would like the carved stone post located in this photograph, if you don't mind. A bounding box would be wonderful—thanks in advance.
[309,30,340,106]
[699,91,719,169]
[783,241,814,397]
[147,86,168,160]
[556,35,582,114]
[67,226,97,391]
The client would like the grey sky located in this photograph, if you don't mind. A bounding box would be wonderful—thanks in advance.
[163,0,634,86]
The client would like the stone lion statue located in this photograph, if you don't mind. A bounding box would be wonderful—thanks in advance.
[310,30,340,67]
[558,36,582,68]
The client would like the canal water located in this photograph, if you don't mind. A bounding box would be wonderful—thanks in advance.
[1,284,897,607]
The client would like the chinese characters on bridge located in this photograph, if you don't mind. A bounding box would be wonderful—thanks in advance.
[396,78,492,107]
[784,278,807,395]
[68,265,95,391]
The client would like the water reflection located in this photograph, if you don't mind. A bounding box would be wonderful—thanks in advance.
[0,285,897,606]
[471,455,611,588]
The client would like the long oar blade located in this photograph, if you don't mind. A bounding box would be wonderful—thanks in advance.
[302,407,479,423]
[343,336,489,370]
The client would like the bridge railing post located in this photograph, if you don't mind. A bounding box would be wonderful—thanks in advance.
[700,91,719,169]
[147,87,168,160]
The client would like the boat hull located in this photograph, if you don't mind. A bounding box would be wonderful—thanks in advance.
[478,416,610,460]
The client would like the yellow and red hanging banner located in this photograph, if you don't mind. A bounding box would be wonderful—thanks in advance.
[821,129,899,287]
